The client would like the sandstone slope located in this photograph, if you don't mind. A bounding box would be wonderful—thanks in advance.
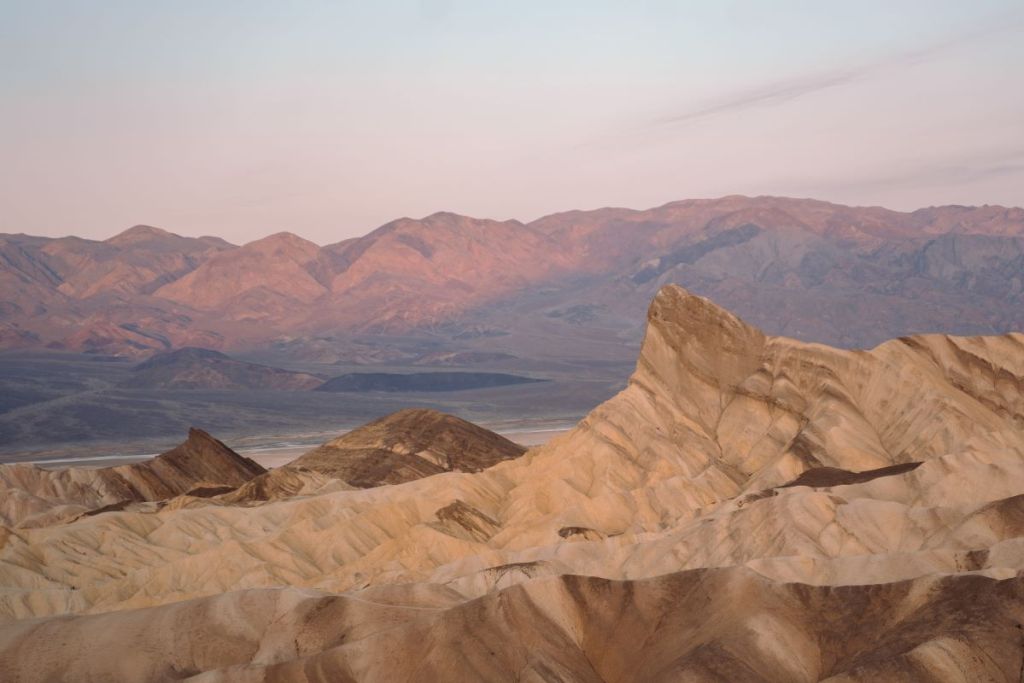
[3,568,1022,682]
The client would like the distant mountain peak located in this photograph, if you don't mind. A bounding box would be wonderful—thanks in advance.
[423,210,463,221]
[419,211,524,228]
[242,231,322,258]
[250,231,320,247]
[106,224,177,245]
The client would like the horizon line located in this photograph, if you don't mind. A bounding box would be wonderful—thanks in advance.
[7,193,1022,247]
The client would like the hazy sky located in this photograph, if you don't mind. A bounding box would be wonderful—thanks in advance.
[2,1,1023,244]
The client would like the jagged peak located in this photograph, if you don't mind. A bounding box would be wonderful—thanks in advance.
[154,427,266,478]
[645,285,763,343]
[636,285,766,390]
[161,426,233,457]
[183,426,232,451]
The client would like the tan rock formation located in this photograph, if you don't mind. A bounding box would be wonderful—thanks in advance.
[0,428,265,527]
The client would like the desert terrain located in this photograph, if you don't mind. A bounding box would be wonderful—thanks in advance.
[6,0,1023,678]
[2,285,1024,681]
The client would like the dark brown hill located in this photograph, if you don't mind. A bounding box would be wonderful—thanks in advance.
[289,408,526,487]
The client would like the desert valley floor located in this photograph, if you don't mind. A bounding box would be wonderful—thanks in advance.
[3,285,1024,681]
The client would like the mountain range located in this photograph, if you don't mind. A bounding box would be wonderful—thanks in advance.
[4,196,1024,363]
[2,285,1024,680]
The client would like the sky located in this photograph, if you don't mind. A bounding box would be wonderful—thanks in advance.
[2,1,1023,245]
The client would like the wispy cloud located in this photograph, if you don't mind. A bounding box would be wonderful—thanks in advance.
[659,70,859,124]
[803,148,1024,195]
[657,11,1024,126]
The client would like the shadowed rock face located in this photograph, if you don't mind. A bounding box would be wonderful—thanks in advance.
[780,462,924,488]
[3,286,1024,680]
[290,408,527,487]
[0,428,265,526]
[148,428,265,486]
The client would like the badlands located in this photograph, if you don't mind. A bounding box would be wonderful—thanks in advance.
[3,285,1024,681]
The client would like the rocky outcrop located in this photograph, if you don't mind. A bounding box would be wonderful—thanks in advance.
[290,408,527,487]
[521,284,1024,529]
[0,428,265,526]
